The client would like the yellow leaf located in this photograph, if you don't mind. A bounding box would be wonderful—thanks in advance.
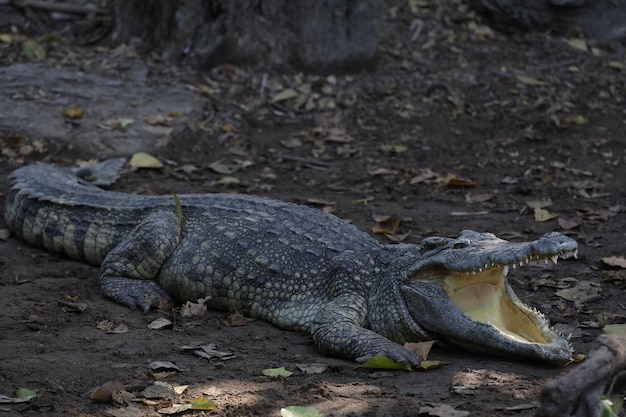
[62,106,85,119]
[191,396,216,410]
[416,360,446,371]
[516,74,547,86]
[534,207,558,222]
[129,152,164,169]
[272,88,299,102]
[263,366,293,377]
[0,33,12,43]
[357,355,412,371]
[608,61,624,70]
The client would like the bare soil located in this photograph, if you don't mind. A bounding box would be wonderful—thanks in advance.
[1,1,625,416]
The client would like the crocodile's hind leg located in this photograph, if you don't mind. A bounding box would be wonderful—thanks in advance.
[99,211,180,312]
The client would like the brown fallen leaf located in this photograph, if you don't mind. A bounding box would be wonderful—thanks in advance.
[442,174,478,188]
[91,380,125,403]
[602,256,626,269]
[372,215,401,235]
[555,280,601,302]
[180,297,209,317]
[405,340,436,360]
[223,311,253,326]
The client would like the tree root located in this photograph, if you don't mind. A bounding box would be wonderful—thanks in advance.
[536,334,626,417]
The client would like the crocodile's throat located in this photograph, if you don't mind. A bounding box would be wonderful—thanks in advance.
[443,249,578,347]
[445,267,547,344]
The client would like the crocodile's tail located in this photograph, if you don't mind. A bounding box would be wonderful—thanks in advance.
[3,159,147,265]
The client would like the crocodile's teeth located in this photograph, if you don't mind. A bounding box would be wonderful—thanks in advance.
[503,265,509,276]
[550,255,558,265]
[519,260,523,267]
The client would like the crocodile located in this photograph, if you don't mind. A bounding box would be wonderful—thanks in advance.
[3,159,578,366]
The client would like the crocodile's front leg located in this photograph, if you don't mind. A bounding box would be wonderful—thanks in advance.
[311,295,422,366]
[99,211,180,312]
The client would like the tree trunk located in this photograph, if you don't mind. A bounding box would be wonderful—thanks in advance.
[113,0,383,73]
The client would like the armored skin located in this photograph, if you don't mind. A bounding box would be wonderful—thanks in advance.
[4,160,578,365]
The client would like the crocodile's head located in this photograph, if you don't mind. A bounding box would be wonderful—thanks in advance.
[395,230,578,364]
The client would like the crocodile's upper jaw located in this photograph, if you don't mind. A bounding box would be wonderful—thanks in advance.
[400,240,578,364]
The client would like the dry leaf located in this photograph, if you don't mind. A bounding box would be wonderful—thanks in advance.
[602,256,626,269]
[465,193,494,204]
[272,88,298,102]
[405,340,436,360]
[419,403,470,417]
[563,37,588,51]
[555,280,601,302]
[526,198,552,209]
[295,363,328,374]
[223,311,252,326]
[0,228,10,241]
[450,211,489,217]
[62,106,85,119]
[409,168,439,184]
[534,207,558,222]
[148,317,172,330]
[558,216,580,230]
[372,215,401,235]
[442,174,478,188]
[148,361,185,372]
[180,297,209,317]
[516,74,547,86]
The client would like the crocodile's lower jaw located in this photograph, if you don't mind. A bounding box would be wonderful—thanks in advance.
[445,268,549,344]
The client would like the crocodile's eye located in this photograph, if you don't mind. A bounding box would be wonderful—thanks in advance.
[452,239,470,249]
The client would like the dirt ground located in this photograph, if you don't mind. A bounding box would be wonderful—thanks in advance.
[1,1,626,416]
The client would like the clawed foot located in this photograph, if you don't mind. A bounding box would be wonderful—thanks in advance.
[100,277,176,312]
[356,346,422,367]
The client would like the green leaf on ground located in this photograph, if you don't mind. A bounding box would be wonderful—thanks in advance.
[281,405,324,417]
[263,366,293,377]
[416,360,446,371]
[191,396,216,410]
[357,355,412,371]
[603,324,626,336]
[13,388,36,403]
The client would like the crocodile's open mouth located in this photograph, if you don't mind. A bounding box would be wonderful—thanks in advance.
[443,250,578,344]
